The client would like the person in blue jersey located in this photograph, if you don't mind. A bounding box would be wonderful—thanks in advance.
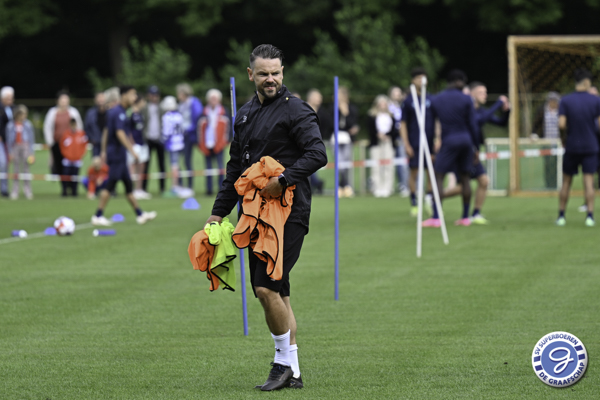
[423,69,478,227]
[91,86,157,226]
[444,81,510,224]
[556,68,600,227]
[400,67,438,217]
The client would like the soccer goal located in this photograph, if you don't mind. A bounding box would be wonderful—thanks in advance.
[507,35,600,195]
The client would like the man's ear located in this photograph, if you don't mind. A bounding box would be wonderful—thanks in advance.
[247,67,254,82]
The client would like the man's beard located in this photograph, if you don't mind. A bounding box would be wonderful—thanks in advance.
[258,83,280,98]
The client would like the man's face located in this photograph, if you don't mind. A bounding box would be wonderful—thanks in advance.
[208,94,220,108]
[307,92,322,108]
[248,57,283,101]
[412,75,426,91]
[471,85,487,105]
[123,89,137,107]
[2,93,14,106]
[95,93,105,108]
[147,93,159,103]
[548,99,559,110]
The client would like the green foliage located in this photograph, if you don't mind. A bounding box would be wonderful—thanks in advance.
[0,0,57,39]
[286,4,445,102]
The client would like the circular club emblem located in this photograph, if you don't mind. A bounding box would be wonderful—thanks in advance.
[532,331,587,387]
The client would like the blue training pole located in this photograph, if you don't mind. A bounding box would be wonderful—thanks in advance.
[230,77,249,336]
[334,77,340,301]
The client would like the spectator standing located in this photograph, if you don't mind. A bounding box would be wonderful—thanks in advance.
[176,83,203,190]
[305,89,325,194]
[142,85,165,194]
[368,95,395,197]
[59,118,88,196]
[43,92,83,193]
[388,86,409,196]
[0,86,15,197]
[331,86,359,198]
[161,96,186,196]
[6,105,35,200]
[197,89,230,195]
[128,96,151,199]
[84,92,106,157]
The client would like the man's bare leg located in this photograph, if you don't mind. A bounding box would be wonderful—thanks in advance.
[282,296,296,345]
[255,286,290,335]
[583,173,595,214]
[559,174,573,212]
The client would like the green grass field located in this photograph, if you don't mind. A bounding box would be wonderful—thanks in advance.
[1,150,599,399]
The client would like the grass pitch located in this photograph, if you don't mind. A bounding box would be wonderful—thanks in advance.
[1,151,599,399]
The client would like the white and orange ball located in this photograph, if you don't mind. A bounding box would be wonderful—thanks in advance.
[54,216,76,236]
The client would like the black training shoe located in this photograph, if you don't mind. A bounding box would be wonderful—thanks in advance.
[260,363,293,391]
[289,375,304,389]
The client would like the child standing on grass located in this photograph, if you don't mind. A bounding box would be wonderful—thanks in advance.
[86,156,109,200]
[59,118,88,197]
[161,95,188,197]
[6,105,35,200]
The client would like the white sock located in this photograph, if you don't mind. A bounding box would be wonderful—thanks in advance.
[289,344,300,378]
[271,330,291,367]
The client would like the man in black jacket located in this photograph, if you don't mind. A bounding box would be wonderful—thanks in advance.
[0,86,15,197]
[206,44,327,391]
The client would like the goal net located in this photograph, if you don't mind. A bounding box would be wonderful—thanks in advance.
[507,35,600,195]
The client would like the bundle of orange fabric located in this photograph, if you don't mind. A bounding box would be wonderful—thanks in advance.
[232,156,295,281]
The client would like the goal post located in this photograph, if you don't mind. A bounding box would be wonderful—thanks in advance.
[507,35,600,195]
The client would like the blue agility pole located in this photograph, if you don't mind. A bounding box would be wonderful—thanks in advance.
[334,77,340,301]
[230,77,249,336]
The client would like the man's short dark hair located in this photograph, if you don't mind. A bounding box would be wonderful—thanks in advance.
[249,44,284,68]
[411,67,427,78]
[119,85,135,95]
[469,81,485,90]
[447,69,468,84]
[574,68,593,84]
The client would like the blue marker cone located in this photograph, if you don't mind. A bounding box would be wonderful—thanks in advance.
[44,227,57,236]
[182,198,200,210]
[11,230,27,238]
[93,229,116,237]
[111,214,125,222]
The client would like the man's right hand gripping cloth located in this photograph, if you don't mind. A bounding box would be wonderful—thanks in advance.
[232,156,296,281]
[188,217,237,291]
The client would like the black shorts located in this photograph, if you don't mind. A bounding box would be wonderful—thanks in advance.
[106,161,133,194]
[562,151,598,176]
[249,222,307,298]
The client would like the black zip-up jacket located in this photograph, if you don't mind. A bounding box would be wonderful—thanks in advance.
[211,85,328,229]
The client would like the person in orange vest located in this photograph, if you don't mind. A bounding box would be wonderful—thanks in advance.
[197,88,231,195]
[86,156,109,200]
[59,118,88,196]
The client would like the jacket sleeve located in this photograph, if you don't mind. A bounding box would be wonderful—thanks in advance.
[6,122,14,149]
[467,101,478,147]
[367,116,377,147]
[284,101,328,185]
[70,107,84,130]
[190,98,203,134]
[43,108,56,145]
[211,128,242,218]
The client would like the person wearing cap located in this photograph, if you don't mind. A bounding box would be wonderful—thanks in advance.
[176,83,203,190]
[142,85,166,194]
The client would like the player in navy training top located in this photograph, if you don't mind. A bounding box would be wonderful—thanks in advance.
[91,86,157,226]
[400,67,438,217]
[424,69,478,227]
[556,68,600,227]
[444,81,510,224]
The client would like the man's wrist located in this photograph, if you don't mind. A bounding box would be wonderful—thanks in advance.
[278,173,288,188]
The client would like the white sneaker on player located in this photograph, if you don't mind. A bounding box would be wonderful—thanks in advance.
[91,215,112,226]
[136,211,157,225]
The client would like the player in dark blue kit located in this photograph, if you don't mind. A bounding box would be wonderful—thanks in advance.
[444,81,510,224]
[556,69,600,227]
[400,67,438,217]
[423,70,478,227]
[91,86,157,226]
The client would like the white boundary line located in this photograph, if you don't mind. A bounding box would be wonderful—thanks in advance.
[0,222,95,246]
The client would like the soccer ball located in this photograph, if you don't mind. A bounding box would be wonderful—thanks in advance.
[54,216,76,236]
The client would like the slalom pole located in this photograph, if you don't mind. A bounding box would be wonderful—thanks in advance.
[230,77,249,336]
[419,77,449,245]
[334,76,340,301]
[413,84,425,258]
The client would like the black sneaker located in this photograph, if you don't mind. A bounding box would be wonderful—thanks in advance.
[289,375,303,389]
[259,363,293,391]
